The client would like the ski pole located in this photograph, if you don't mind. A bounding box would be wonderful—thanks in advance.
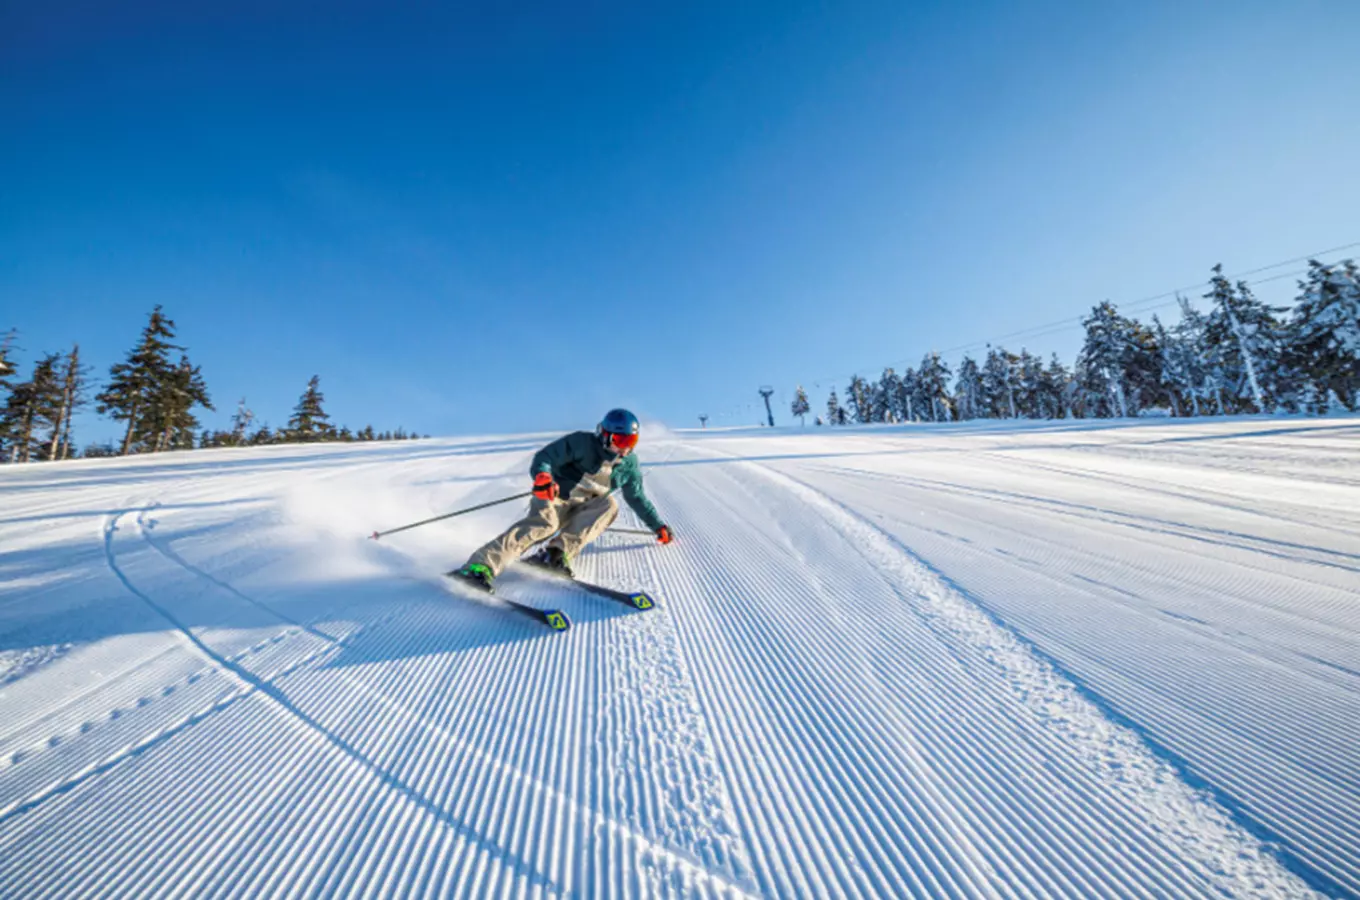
[369,492,532,540]
[606,527,656,537]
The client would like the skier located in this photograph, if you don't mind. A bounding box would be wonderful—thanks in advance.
[449,409,673,591]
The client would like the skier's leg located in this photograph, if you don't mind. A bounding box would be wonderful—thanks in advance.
[550,494,619,560]
[466,499,561,576]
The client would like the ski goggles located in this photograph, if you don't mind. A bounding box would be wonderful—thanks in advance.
[606,430,639,453]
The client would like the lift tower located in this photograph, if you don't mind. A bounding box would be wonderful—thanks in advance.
[759,386,775,428]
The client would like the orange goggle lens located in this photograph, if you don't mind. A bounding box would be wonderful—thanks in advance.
[608,431,639,452]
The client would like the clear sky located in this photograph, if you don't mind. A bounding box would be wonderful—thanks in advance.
[4,0,1359,441]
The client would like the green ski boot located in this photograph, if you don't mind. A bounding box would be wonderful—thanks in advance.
[448,563,495,593]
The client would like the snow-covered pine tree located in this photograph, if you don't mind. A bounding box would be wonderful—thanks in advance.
[1203,265,1285,413]
[1238,279,1290,409]
[826,390,843,426]
[96,307,183,455]
[1079,302,1126,417]
[1043,355,1073,418]
[1285,259,1360,410]
[1152,315,1190,416]
[1016,350,1045,418]
[875,369,901,423]
[917,352,953,422]
[1174,297,1224,415]
[287,376,334,442]
[899,366,919,422]
[791,386,811,425]
[230,398,255,446]
[953,356,982,420]
[1077,301,1159,417]
[846,376,873,424]
[980,346,1017,418]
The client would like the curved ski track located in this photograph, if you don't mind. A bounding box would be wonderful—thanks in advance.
[0,428,1348,897]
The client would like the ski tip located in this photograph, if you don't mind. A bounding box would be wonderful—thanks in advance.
[543,610,571,632]
[629,592,656,611]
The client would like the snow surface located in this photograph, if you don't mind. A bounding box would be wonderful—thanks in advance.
[1,418,1357,898]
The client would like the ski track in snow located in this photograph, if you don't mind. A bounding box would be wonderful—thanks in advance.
[1,420,1356,897]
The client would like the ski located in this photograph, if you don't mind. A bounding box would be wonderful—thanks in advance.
[443,570,572,632]
[502,598,572,632]
[516,557,657,611]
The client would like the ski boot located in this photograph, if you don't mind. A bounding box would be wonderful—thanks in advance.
[447,563,495,593]
[530,546,575,579]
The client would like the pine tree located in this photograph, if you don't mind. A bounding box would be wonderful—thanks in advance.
[287,376,334,442]
[141,356,212,451]
[1079,303,1126,417]
[917,352,953,422]
[872,369,900,423]
[1203,265,1285,413]
[980,346,1017,418]
[49,345,90,460]
[899,367,919,422]
[230,398,255,446]
[2,354,62,462]
[1077,302,1159,416]
[846,376,873,424]
[96,307,184,454]
[790,386,811,425]
[1286,259,1360,410]
[1173,297,1225,415]
[1152,315,1190,416]
[1016,350,1045,418]
[0,331,19,456]
[0,330,15,397]
[826,390,843,426]
[1043,355,1073,419]
[953,356,982,420]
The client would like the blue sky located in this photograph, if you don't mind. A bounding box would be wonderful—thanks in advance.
[4,1,1359,441]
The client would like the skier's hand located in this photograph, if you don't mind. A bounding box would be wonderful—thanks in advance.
[532,472,560,501]
[656,525,674,545]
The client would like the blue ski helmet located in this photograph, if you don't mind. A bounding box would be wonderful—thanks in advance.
[598,408,640,454]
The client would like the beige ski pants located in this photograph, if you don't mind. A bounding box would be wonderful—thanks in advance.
[467,493,619,576]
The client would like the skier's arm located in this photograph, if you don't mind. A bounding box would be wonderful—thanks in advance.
[530,432,588,477]
[620,468,665,532]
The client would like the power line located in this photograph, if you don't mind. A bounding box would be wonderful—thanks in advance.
[801,240,1359,389]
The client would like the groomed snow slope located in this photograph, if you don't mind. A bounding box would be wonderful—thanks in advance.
[1,418,1357,898]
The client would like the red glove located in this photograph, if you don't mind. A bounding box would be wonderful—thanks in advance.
[532,472,559,501]
[656,525,674,545]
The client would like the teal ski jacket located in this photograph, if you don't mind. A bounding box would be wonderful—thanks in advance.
[530,431,665,531]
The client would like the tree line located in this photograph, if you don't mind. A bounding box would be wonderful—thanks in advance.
[0,307,424,463]
[794,259,1360,426]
